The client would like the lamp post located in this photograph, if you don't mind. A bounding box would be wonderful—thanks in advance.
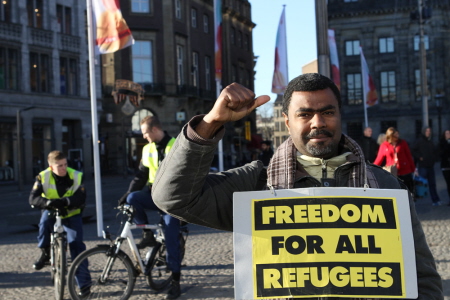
[435,94,443,135]
[17,106,35,191]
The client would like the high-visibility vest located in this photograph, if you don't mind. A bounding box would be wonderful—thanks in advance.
[142,137,176,184]
[40,167,82,219]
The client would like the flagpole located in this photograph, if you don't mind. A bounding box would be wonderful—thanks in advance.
[214,0,224,172]
[86,0,104,237]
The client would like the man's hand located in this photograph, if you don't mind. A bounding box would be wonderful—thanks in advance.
[118,192,130,206]
[46,199,68,216]
[197,83,270,139]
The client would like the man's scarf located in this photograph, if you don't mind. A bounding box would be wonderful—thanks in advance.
[265,136,380,299]
[267,135,379,190]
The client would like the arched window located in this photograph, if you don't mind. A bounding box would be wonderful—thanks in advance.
[131,109,153,134]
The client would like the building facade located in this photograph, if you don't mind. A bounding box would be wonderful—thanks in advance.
[100,0,256,174]
[328,0,450,145]
[0,0,97,186]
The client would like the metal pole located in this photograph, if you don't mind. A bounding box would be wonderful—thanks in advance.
[315,0,330,77]
[418,0,429,128]
[86,0,104,237]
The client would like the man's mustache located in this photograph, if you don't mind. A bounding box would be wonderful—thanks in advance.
[305,130,333,140]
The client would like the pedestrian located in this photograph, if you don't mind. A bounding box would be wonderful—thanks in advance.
[118,115,182,299]
[356,126,379,162]
[258,140,274,167]
[439,129,450,205]
[377,133,386,145]
[373,127,416,193]
[29,150,91,298]
[152,73,442,298]
[413,126,441,206]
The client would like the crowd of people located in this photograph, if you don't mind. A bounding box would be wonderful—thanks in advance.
[357,124,450,206]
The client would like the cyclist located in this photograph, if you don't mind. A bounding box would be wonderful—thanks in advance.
[118,115,182,299]
[29,150,91,298]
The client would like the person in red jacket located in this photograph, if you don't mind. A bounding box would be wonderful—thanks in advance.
[374,127,416,193]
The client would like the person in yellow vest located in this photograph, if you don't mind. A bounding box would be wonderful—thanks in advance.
[29,150,91,298]
[118,115,182,299]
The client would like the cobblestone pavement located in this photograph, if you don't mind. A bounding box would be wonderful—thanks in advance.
[0,167,449,299]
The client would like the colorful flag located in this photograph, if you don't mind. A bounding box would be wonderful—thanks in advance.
[214,0,222,82]
[328,29,340,90]
[271,6,288,95]
[91,0,134,54]
[361,46,378,107]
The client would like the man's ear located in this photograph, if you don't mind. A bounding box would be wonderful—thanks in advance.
[283,112,290,134]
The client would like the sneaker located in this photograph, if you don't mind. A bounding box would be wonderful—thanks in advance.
[137,230,157,249]
[78,286,91,299]
[33,247,50,270]
[165,280,181,299]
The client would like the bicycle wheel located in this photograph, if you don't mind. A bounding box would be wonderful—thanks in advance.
[53,237,66,300]
[145,242,172,290]
[67,245,136,300]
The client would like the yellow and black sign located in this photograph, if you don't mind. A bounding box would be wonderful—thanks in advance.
[247,194,411,299]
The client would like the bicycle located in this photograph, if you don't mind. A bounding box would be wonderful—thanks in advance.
[49,208,68,300]
[67,204,188,300]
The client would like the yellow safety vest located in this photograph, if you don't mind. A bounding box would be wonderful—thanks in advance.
[142,137,176,184]
[40,167,82,219]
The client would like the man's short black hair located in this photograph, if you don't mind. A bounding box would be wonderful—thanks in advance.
[282,73,341,115]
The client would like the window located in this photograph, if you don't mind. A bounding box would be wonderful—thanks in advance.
[205,56,211,90]
[131,0,150,13]
[347,122,363,140]
[380,71,396,102]
[0,0,12,22]
[237,31,243,48]
[191,8,197,28]
[0,48,19,90]
[346,73,362,105]
[231,65,237,82]
[414,35,429,51]
[245,34,250,51]
[30,52,50,92]
[60,57,78,95]
[203,14,209,33]
[176,45,184,85]
[345,40,360,56]
[27,0,43,28]
[57,5,72,35]
[230,27,235,45]
[379,37,394,53]
[415,69,431,101]
[175,0,182,20]
[132,41,153,85]
[191,52,199,87]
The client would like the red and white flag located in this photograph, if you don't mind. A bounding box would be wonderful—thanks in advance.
[271,6,288,95]
[91,0,134,54]
[361,46,378,107]
[328,29,340,90]
[214,0,222,83]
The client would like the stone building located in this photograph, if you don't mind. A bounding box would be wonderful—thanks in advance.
[0,0,96,186]
[100,0,256,174]
[328,0,450,145]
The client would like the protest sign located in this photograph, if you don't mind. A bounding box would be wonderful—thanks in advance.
[233,188,417,299]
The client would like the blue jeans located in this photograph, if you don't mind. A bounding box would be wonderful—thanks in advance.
[38,212,91,288]
[418,166,440,203]
[126,188,181,273]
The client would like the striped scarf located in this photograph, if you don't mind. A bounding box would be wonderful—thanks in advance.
[265,134,379,300]
[267,135,379,190]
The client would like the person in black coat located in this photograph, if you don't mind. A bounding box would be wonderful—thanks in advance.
[439,129,450,204]
[357,127,379,163]
[258,140,274,167]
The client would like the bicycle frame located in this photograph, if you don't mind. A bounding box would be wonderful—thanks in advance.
[103,212,163,275]
[50,212,66,268]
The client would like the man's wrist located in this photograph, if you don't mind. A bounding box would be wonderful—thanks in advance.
[196,115,225,139]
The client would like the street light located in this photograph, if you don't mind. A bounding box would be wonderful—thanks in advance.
[435,94,443,135]
[17,106,35,191]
